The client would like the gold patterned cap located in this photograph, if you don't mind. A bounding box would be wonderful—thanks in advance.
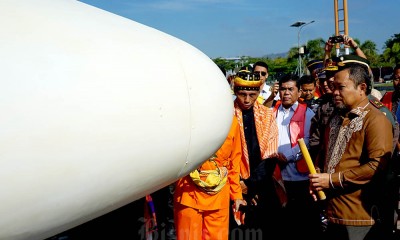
[234,70,262,91]
[325,55,370,72]
[306,59,324,73]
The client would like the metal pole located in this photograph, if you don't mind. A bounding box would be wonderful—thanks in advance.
[297,20,315,77]
[343,0,349,55]
[296,27,301,76]
[334,0,340,56]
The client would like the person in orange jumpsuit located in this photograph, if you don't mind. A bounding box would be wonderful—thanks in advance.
[174,116,246,240]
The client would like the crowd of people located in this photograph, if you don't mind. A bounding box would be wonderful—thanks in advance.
[50,35,400,240]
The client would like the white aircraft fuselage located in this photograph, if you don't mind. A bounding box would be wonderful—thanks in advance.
[0,0,233,239]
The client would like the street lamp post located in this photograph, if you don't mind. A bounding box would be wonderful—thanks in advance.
[290,20,315,77]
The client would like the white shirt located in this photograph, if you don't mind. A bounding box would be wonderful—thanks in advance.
[276,101,315,181]
[259,82,280,104]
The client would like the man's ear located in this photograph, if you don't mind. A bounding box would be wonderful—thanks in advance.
[359,82,367,93]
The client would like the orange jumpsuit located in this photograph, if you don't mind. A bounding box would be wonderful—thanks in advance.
[174,116,243,240]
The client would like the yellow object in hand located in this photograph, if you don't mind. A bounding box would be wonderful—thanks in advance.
[298,138,326,200]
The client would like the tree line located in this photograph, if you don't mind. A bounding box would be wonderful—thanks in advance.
[213,33,400,82]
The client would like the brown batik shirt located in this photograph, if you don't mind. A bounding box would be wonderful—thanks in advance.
[323,98,393,226]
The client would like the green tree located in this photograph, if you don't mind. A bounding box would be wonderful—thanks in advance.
[286,46,301,71]
[287,46,299,62]
[382,33,400,65]
[269,57,296,81]
[212,35,399,79]
[213,58,235,73]
[304,38,325,62]
[360,40,379,67]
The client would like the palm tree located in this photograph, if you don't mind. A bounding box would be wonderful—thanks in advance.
[382,33,400,65]
[304,38,325,62]
[360,40,379,67]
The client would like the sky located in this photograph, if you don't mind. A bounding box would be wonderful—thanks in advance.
[79,0,399,59]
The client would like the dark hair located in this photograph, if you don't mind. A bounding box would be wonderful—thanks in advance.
[394,64,400,73]
[346,65,372,95]
[279,73,300,89]
[252,61,269,73]
[299,75,316,86]
[240,65,253,72]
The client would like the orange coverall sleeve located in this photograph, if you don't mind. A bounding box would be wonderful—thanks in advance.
[226,117,243,201]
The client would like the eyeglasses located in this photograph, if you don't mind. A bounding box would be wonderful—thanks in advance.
[279,87,296,92]
[254,71,267,77]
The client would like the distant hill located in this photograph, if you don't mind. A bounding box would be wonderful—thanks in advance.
[218,52,287,60]
[263,52,288,59]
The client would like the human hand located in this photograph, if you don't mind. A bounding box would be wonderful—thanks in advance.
[232,205,246,226]
[325,38,334,52]
[268,82,279,99]
[272,82,279,96]
[239,180,247,194]
[233,198,247,212]
[276,152,288,167]
[309,188,318,202]
[342,35,358,49]
[309,173,330,192]
[250,194,259,206]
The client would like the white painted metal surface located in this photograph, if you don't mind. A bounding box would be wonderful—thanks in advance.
[0,0,233,239]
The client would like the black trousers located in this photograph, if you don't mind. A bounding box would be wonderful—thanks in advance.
[284,180,324,240]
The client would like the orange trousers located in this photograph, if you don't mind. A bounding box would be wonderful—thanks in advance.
[174,203,229,240]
